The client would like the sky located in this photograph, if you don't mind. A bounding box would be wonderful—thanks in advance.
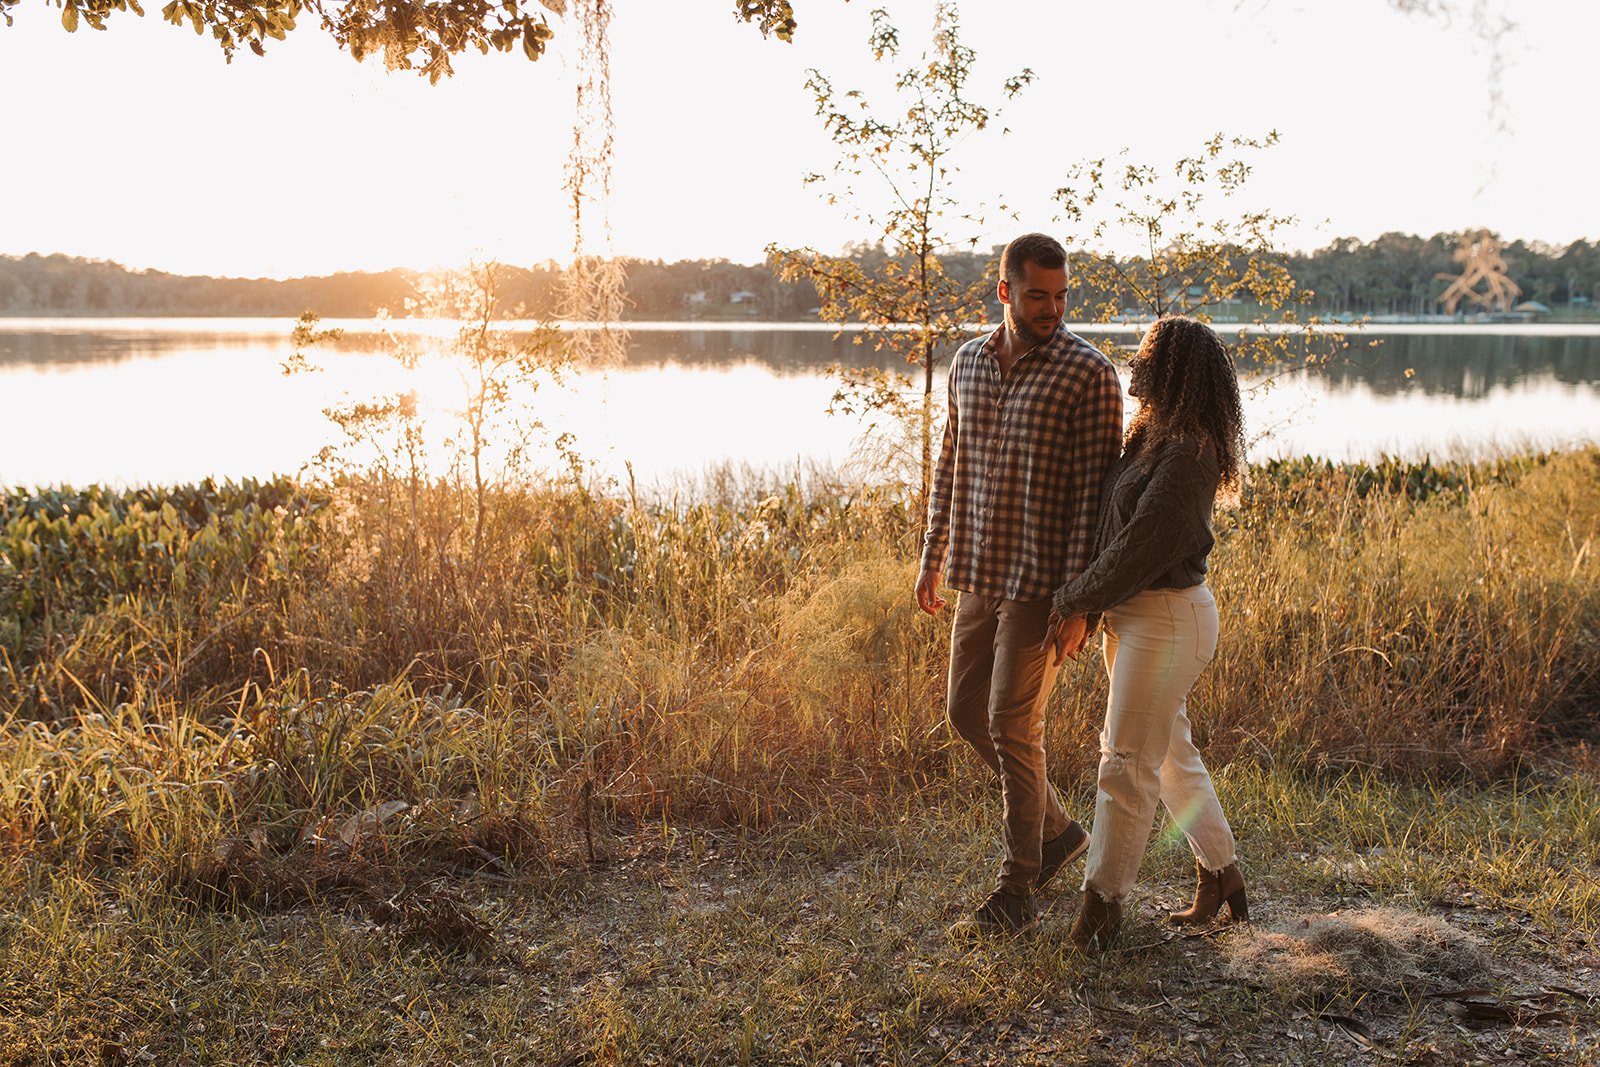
[0,0,1592,279]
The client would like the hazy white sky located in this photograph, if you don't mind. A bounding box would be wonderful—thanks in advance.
[0,0,1591,278]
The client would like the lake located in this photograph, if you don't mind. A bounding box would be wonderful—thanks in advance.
[3,318,1598,492]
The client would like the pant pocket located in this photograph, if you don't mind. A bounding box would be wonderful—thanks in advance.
[1193,604,1218,664]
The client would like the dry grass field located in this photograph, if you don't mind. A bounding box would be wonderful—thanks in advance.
[2,449,1598,1063]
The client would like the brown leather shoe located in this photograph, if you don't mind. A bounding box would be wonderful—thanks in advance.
[948,888,1040,941]
[1167,861,1249,925]
[1068,888,1121,951]
[1036,820,1090,892]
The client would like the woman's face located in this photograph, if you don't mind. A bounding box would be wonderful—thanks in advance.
[1129,324,1166,400]
[1128,349,1153,399]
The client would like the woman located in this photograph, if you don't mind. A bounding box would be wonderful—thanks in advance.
[1045,314,1249,951]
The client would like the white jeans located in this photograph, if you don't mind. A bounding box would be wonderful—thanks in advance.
[1082,584,1237,903]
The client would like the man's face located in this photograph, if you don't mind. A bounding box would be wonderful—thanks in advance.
[998,261,1069,347]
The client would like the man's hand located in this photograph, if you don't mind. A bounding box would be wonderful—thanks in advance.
[1041,613,1089,667]
[915,568,947,616]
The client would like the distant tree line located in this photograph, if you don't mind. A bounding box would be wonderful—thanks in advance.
[1288,233,1600,316]
[3,232,1597,320]
[0,251,841,320]
[0,254,438,318]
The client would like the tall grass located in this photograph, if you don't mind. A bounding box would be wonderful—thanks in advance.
[1,450,1597,893]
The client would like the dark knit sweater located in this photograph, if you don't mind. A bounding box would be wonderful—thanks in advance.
[1051,432,1220,619]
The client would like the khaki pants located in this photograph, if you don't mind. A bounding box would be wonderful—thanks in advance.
[947,592,1074,895]
[1082,584,1237,903]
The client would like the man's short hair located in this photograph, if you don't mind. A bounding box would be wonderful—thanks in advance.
[1000,233,1068,289]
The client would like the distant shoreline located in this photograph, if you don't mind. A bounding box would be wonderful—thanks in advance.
[5,314,1600,335]
[8,243,1600,326]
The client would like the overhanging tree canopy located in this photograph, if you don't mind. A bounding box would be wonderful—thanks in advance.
[12,1,1511,92]
[9,0,798,81]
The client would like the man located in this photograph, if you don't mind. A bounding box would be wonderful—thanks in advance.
[916,232,1124,937]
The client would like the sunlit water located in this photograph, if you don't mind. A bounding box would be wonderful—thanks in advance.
[2,318,1598,492]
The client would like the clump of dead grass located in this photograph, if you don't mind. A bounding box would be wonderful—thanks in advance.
[1222,906,1491,1002]
[775,556,923,726]
[175,831,503,954]
[550,627,693,719]
[369,878,496,954]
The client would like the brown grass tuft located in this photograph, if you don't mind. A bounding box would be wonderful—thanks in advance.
[1222,907,1491,1001]
[369,879,496,954]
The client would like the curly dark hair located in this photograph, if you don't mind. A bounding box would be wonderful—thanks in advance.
[1124,315,1246,500]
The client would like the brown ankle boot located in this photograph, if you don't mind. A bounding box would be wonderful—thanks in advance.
[1068,889,1122,951]
[1168,861,1249,925]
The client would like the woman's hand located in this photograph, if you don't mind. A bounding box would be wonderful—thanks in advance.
[1042,612,1089,667]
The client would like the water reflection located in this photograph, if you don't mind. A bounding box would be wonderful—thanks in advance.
[9,319,1599,399]
[0,321,901,374]
[1,319,1597,487]
[0,328,268,369]
[1317,332,1600,398]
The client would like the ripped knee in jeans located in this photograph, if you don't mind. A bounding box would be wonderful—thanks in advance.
[1100,750,1135,776]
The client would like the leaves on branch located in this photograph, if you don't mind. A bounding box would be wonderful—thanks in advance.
[21,0,801,80]
[1053,131,1347,378]
[737,0,795,43]
[767,1,1029,505]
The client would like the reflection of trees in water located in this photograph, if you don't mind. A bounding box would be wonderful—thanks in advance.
[0,326,917,376]
[620,330,907,374]
[7,328,1600,399]
[1284,334,1600,399]
[621,329,1138,375]
[0,331,269,368]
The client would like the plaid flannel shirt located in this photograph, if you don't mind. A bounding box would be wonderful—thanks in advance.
[921,324,1124,602]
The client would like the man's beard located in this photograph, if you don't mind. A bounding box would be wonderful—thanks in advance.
[1006,305,1057,348]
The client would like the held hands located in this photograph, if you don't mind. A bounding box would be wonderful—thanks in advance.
[1042,612,1090,666]
[915,568,947,615]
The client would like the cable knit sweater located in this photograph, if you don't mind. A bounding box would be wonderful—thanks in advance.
[1051,431,1220,619]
